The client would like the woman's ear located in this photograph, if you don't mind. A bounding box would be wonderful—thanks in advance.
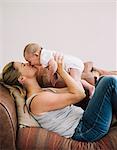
[18,76,25,84]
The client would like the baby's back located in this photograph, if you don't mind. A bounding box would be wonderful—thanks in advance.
[41,48,84,72]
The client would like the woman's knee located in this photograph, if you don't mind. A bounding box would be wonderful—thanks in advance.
[99,76,117,85]
[95,76,117,91]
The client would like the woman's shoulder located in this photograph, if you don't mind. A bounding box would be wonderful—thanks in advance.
[26,88,56,106]
[42,87,57,93]
[26,93,39,106]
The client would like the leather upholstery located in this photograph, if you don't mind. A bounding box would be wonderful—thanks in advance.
[0,84,17,150]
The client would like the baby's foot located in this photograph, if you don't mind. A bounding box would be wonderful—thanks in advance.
[88,85,95,98]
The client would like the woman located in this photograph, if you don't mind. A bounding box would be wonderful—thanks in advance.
[1,57,117,142]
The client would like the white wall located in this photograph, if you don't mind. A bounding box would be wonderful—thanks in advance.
[0,3,3,67]
[0,0,116,72]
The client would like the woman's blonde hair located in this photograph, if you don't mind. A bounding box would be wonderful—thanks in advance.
[1,62,21,86]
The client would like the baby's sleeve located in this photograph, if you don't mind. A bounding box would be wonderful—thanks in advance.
[40,48,54,67]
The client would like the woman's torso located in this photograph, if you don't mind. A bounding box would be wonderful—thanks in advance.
[26,89,84,138]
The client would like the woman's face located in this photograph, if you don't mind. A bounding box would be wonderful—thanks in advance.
[14,62,37,78]
[24,52,39,66]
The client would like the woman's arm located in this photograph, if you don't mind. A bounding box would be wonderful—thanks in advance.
[48,58,58,75]
[30,57,86,114]
[57,57,85,95]
[42,87,68,93]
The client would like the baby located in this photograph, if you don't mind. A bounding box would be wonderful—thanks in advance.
[23,43,95,97]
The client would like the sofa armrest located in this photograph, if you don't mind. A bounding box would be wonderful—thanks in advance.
[0,83,17,150]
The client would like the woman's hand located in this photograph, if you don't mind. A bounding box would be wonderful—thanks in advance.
[48,58,58,75]
[53,52,64,74]
[55,55,65,75]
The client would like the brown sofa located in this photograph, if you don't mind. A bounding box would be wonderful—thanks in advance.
[0,83,117,150]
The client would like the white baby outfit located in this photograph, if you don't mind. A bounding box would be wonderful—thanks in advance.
[40,49,84,72]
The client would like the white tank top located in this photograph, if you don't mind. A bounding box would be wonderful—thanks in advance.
[26,92,84,138]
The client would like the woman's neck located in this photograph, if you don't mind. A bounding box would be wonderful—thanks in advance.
[25,78,42,98]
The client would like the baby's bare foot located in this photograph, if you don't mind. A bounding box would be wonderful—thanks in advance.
[89,85,95,98]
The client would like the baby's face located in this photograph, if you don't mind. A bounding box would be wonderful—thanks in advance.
[24,52,39,66]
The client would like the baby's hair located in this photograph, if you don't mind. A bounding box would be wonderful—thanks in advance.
[23,43,42,57]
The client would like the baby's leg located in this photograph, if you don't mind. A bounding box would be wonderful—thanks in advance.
[81,79,95,98]
[70,68,95,97]
[81,61,96,85]
[81,72,96,85]
[83,61,94,72]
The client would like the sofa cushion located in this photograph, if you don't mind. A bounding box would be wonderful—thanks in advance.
[17,126,117,150]
[0,82,40,128]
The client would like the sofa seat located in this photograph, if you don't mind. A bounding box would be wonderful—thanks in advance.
[17,126,117,150]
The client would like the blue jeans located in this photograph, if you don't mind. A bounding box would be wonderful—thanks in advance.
[72,76,117,142]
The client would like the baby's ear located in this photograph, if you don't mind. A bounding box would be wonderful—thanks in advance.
[34,51,39,56]
[18,76,25,84]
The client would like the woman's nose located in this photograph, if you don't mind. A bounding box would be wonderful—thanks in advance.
[27,61,31,65]
[26,63,30,66]
[27,62,34,67]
